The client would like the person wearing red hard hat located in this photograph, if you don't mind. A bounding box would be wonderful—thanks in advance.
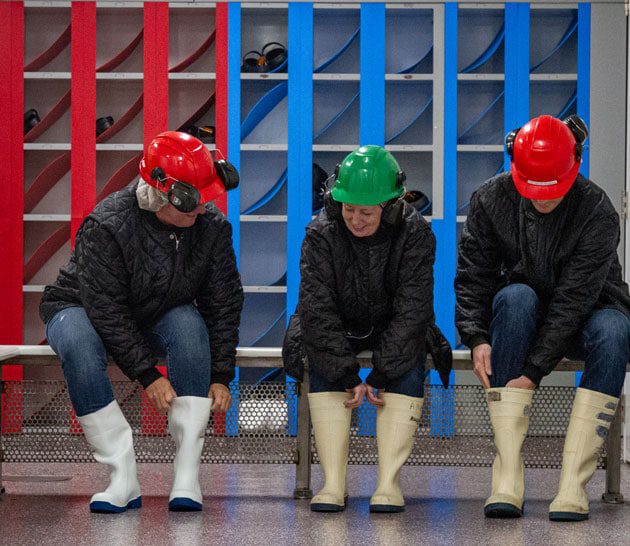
[455,114,630,522]
[40,131,242,514]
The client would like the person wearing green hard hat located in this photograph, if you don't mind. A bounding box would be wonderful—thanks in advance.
[283,145,446,513]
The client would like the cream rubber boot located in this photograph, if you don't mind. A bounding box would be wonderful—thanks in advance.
[78,400,142,513]
[168,396,212,511]
[549,388,619,521]
[369,393,423,513]
[309,391,352,512]
[484,387,534,518]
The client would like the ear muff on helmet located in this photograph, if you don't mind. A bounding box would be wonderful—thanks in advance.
[214,159,240,191]
[562,114,589,160]
[150,166,201,213]
[261,41,288,73]
[505,127,521,157]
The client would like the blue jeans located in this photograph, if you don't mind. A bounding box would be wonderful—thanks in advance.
[46,305,212,416]
[310,365,426,398]
[490,283,630,397]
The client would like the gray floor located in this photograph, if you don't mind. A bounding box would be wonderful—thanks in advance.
[2,462,630,546]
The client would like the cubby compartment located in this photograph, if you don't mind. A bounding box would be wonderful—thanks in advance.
[313,8,360,74]
[23,221,71,287]
[24,7,71,72]
[96,7,143,73]
[239,221,286,287]
[457,81,504,145]
[530,9,577,74]
[24,80,71,143]
[241,80,288,145]
[95,80,143,144]
[23,292,48,345]
[313,81,360,145]
[96,150,142,203]
[241,7,288,75]
[530,81,577,120]
[239,292,287,348]
[385,81,433,145]
[391,152,433,214]
[24,150,71,215]
[169,7,216,74]
[385,8,433,74]
[458,8,504,74]
[169,80,217,133]
[456,152,504,215]
[240,152,287,216]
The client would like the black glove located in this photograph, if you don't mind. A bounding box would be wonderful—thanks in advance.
[426,322,452,388]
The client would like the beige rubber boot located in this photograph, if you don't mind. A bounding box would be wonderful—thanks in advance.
[549,388,619,522]
[369,393,423,513]
[309,391,352,512]
[484,387,534,518]
[78,400,142,513]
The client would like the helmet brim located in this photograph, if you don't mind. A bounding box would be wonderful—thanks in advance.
[511,160,580,200]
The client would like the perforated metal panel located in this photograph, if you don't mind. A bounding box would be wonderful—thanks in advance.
[1,381,605,469]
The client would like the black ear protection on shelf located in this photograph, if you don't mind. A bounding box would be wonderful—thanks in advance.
[323,163,407,228]
[505,114,589,161]
[241,42,288,73]
[24,108,40,135]
[151,166,201,213]
[96,116,114,137]
[184,124,216,144]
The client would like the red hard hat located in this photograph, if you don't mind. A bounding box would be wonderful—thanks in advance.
[510,115,581,200]
[139,131,225,204]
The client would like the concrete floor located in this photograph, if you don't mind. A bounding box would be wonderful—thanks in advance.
[1,463,630,546]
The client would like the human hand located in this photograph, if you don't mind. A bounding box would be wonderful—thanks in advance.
[344,383,367,409]
[145,376,177,412]
[506,375,536,390]
[365,384,385,407]
[209,383,232,412]
[472,343,492,389]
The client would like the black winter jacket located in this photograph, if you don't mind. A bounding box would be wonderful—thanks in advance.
[40,183,244,388]
[285,203,436,389]
[455,173,630,385]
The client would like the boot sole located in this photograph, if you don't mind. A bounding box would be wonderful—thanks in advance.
[484,502,523,518]
[311,503,345,512]
[370,504,405,513]
[90,496,142,514]
[169,497,203,512]
[549,511,589,522]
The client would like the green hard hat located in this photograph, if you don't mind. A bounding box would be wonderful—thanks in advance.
[331,145,405,206]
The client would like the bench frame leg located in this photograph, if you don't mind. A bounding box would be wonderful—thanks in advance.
[293,368,312,499]
[603,398,624,504]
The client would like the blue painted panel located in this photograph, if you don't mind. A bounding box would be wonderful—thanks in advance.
[577,3,590,177]
[360,3,385,146]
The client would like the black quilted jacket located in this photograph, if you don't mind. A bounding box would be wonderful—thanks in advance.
[287,203,436,389]
[40,183,243,388]
[455,173,630,385]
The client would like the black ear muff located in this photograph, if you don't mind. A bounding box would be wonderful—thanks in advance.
[563,114,589,160]
[214,159,240,190]
[505,127,521,157]
[167,180,200,213]
[96,116,114,137]
[261,41,288,73]
[24,108,40,135]
[241,50,265,73]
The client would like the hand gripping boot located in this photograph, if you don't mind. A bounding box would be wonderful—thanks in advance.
[77,400,142,513]
[168,396,212,511]
[484,387,534,518]
[308,392,352,512]
[369,393,423,513]
[549,388,619,521]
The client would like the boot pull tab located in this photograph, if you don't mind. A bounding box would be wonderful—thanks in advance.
[487,391,501,402]
[597,412,614,423]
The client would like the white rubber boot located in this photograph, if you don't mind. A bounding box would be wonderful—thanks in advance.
[549,388,619,521]
[369,393,423,513]
[309,392,352,512]
[484,387,534,518]
[168,396,212,511]
[78,400,142,513]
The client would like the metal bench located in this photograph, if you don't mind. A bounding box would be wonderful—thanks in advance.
[0,345,625,504]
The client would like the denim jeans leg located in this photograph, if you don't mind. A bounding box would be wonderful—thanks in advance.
[46,307,115,417]
[385,362,426,398]
[571,309,630,398]
[489,284,540,387]
[147,304,212,397]
[309,369,347,393]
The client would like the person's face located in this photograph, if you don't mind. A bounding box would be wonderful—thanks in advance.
[341,203,383,237]
[530,197,564,214]
[156,202,207,228]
